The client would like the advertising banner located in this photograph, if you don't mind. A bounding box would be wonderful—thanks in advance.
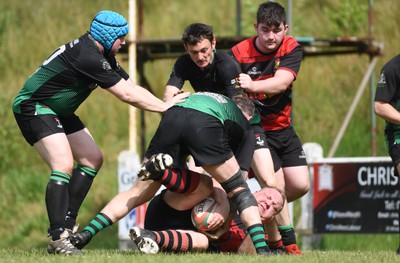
[118,151,147,243]
[313,157,399,233]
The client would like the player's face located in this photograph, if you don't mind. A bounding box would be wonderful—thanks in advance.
[185,38,216,70]
[254,22,287,53]
[110,36,126,56]
[254,188,284,224]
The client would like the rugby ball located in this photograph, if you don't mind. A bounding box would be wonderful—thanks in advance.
[191,197,217,231]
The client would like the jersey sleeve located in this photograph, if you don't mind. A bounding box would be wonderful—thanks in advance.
[277,44,303,79]
[166,56,187,89]
[108,55,130,81]
[216,51,244,98]
[374,65,399,103]
[72,47,125,89]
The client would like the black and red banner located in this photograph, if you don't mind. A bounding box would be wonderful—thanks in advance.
[313,158,399,233]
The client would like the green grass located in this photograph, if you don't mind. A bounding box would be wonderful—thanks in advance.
[1,0,400,254]
[0,249,398,263]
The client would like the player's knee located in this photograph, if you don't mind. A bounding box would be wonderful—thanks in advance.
[302,179,311,194]
[231,189,258,214]
[92,151,104,169]
[220,170,257,213]
[192,232,209,252]
[55,158,75,174]
[81,150,103,170]
[285,179,310,201]
[286,182,310,202]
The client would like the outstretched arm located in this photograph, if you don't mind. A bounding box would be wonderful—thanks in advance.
[107,78,189,112]
[374,100,400,124]
[163,85,183,101]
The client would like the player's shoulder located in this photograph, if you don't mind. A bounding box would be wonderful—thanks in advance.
[174,54,198,71]
[66,34,104,66]
[235,37,255,48]
[272,36,303,60]
[214,50,240,70]
[232,37,255,52]
[175,53,193,64]
[215,49,234,60]
[280,36,302,54]
[230,37,257,60]
[383,54,400,71]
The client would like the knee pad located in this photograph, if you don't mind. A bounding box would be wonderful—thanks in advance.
[220,170,257,213]
[231,189,258,214]
[220,170,247,194]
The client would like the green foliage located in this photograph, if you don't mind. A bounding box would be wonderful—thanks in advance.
[324,0,369,36]
[1,0,400,252]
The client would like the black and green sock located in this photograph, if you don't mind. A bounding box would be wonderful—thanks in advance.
[46,171,71,240]
[278,225,296,245]
[248,224,270,253]
[83,212,113,237]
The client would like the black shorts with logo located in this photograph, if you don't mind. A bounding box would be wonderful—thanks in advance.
[13,113,85,145]
[252,123,269,150]
[266,125,308,171]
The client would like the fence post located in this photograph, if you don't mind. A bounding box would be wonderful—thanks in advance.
[298,142,323,250]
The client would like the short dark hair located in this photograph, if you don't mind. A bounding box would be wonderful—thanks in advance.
[232,92,255,118]
[182,23,214,45]
[256,1,286,27]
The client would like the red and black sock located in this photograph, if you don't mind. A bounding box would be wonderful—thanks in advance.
[154,169,200,193]
[152,230,193,253]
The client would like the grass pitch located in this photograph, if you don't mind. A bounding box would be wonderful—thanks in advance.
[1,249,399,263]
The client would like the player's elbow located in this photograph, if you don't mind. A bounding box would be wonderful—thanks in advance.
[373,101,385,117]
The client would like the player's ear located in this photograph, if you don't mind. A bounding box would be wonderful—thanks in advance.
[211,37,216,51]
[283,24,289,35]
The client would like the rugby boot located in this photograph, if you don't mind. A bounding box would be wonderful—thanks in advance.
[257,248,273,256]
[129,227,159,254]
[268,239,286,254]
[285,244,304,255]
[47,230,82,255]
[138,153,173,181]
[70,230,92,249]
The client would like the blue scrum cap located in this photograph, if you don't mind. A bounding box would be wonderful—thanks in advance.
[90,10,129,53]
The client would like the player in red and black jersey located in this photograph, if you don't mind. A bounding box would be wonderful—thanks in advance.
[230,2,309,255]
[231,34,302,131]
